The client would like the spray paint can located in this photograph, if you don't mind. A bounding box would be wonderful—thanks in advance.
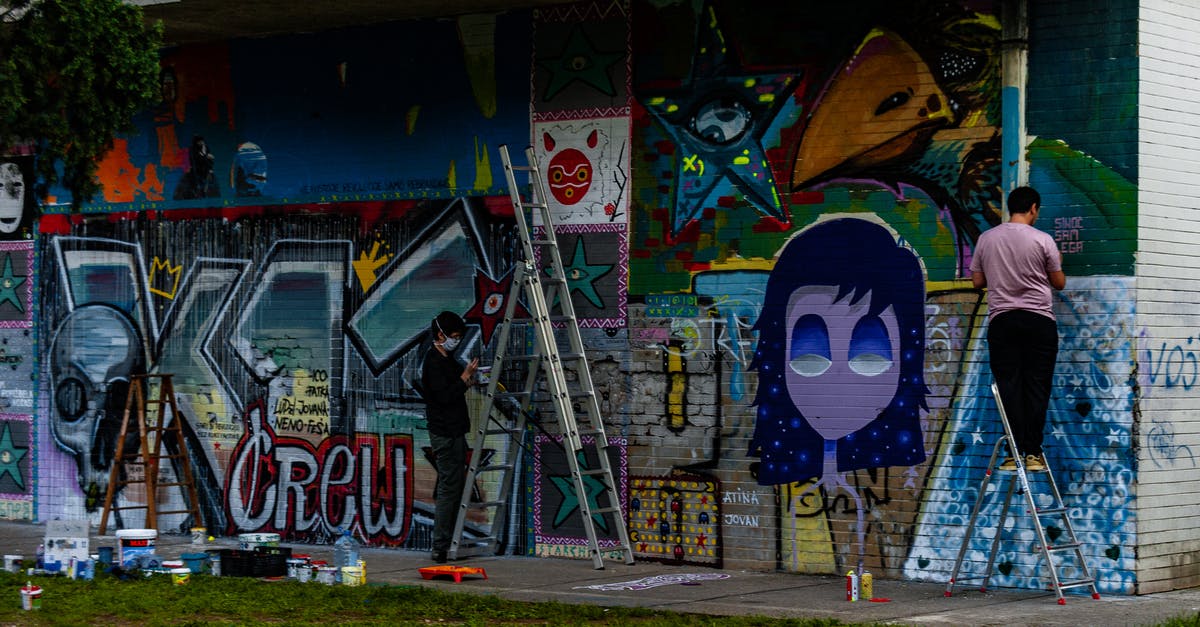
[861,570,873,601]
[846,570,859,602]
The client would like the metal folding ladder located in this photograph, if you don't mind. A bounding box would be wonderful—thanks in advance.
[945,382,1100,604]
[447,144,634,569]
[99,373,204,534]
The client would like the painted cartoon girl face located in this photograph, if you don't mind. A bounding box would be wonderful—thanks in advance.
[0,162,24,234]
[784,284,901,441]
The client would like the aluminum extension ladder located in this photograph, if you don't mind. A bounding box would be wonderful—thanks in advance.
[945,382,1100,604]
[99,373,204,534]
[447,144,634,569]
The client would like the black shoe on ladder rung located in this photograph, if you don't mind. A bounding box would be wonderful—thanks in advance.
[945,382,1100,604]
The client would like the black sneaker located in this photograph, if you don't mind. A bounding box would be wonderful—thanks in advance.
[432,551,448,564]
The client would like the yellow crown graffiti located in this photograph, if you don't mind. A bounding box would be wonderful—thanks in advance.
[148,256,183,300]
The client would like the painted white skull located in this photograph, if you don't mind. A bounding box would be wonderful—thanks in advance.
[49,304,145,510]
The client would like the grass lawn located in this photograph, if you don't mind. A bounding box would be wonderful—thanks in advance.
[0,570,848,626]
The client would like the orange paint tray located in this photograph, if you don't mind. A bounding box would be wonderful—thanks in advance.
[418,565,488,583]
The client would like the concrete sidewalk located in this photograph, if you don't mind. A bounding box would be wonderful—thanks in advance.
[4,520,1199,626]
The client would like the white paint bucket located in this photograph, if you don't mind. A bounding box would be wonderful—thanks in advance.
[237,533,280,550]
[115,529,157,567]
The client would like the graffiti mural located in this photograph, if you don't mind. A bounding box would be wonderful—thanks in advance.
[532,434,629,559]
[37,198,526,547]
[225,399,414,543]
[628,473,721,566]
[626,0,1138,594]
[0,414,32,520]
[8,0,1153,595]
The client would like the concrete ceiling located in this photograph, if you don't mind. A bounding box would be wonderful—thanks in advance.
[138,0,575,45]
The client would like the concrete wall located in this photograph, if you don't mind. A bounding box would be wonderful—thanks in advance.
[0,0,1157,594]
[1136,0,1200,594]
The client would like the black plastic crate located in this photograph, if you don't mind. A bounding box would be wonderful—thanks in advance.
[218,549,255,577]
[253,546,291,577]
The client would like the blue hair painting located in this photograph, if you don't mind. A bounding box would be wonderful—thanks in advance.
[749,218,928,486]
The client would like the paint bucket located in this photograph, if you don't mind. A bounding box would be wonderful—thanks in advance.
[76,559,94,581]
[316,565,337,585]
[295,562,312,583]
[237,533,280,550]
[3,555,21,573]
[171,568,191,585]
[340,566,363,586]
[97,546,113,569]
[19,583,41,611]
[181,553,209,574]
[116,529,157,567]
[190,527,207,546]
[209,555,221,577]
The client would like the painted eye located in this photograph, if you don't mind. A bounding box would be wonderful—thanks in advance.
[567,55,591,71]
[689,97,751,145]
[849,316,894,376]
[483,291,504,316]
[788,314,831,377]
[568,268,589,281]
[875,89,912,116]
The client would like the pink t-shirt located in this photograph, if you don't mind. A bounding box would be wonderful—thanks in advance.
[969,222,1061,321]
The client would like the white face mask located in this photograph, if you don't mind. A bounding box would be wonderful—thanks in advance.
[435,318,461,352]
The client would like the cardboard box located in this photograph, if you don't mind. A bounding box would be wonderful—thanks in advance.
[44,520,90,565]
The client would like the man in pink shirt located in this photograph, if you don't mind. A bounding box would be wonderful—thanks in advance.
[969,186,1067,471]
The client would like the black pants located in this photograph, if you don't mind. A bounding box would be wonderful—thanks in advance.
[987,310,1058,456]
[430,433,467,554]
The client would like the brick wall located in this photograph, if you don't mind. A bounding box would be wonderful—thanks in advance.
[9,0,1164,595]
[1135,0,1200,594]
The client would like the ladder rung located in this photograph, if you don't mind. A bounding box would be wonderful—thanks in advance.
[458,536,499,546]
[1056,578,1095,589]
[155,509,199,516]
[1035,506,1066,516]
[483,427,522,437]
[108,504,149,511]
[468,500,505,509]
[474,463,515,473]
[530,238,557,246]
[588,505,622,515]
[1044,542,1082,552]
[495,390,531,399]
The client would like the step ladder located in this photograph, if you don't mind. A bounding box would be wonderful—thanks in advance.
[448,144,634,569]
[99,373,204,535]
[945,382,1100,604]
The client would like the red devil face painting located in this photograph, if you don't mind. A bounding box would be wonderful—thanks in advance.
[544,129,597,205]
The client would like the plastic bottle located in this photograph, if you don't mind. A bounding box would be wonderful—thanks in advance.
[333,529,359,584]
[34,544,44,570]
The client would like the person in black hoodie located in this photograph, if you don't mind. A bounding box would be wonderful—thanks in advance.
[421,311,478,563]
